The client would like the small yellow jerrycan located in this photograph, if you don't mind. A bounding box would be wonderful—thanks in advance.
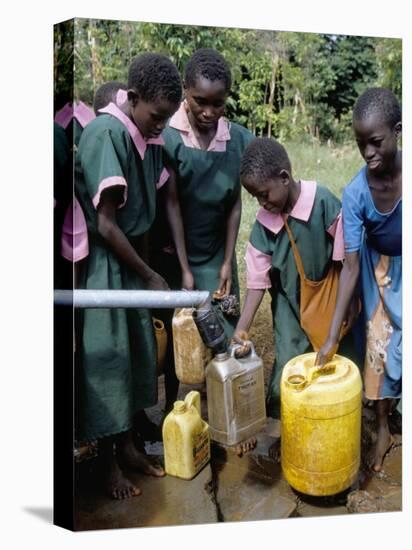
[281,352,362,496]
[172,308,213,384]
[162,391,211,480]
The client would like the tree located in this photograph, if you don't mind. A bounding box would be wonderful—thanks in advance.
[68,19,402,143]
[375,38,402,98]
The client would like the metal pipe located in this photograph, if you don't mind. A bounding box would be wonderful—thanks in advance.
[54,289,210,309]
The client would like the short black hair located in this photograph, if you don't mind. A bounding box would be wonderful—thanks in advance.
[184,48,232,93]
[93,80,127,114]
[353,87,401,129]
[128,53,182,104]
[240,138,292,183]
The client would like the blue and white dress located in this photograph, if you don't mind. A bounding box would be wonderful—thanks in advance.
[342,165,401,400]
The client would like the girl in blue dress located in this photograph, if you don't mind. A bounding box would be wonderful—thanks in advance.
[317,88,402,473]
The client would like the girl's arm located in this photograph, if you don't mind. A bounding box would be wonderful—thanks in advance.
[232,289,266,352]
[233,288,265,344]
[217,193,242,296]
[97,186,169,290]
[164,168,194,290]
[316,251,360,365]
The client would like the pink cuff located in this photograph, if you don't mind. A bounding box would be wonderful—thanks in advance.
[156,168,169,190]
[74,101,95,128]
[327,211,345,261]
[245,242,272,289]
[61,198,89,262]
[92,176,128,209]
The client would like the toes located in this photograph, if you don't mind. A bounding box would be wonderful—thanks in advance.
[113,484,141,499]
[148,464,165,477]
[248,439,256,451]
[236,438,257,457]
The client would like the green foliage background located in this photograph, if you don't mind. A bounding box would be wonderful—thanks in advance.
[55,18,401,144]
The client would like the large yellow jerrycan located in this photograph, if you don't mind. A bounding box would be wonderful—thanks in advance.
[162,390,211,480]
[172,308,213,384]
[281,352,362,496]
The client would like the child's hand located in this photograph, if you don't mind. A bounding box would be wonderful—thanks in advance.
[146,271,169,291]
[217,261,232,296]
[181,270,195,290]
[315,338,338,367]
[231,329,251,358]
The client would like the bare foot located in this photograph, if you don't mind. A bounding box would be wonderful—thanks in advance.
[106,457,141,500]
[118,435,165,477]
[268,438,281,463]
[371,429,394,473]
[235,436,257,457]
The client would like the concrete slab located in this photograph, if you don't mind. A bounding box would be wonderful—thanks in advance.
[75,463,218,530]
[346,444,402,514]
[213,470,298,523]
[211,419,298,522]
[74,375,402,530]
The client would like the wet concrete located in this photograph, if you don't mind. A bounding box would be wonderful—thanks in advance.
[74,376,402,530]
[75,462,218,530]
[210,421,298,522]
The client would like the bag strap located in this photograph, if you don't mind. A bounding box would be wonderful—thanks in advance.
[282,215,306,280]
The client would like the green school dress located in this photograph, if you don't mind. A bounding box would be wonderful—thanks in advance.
[248,183,352,418]
[162,121,253,336]
[75,109,164,442]
[54,122,72,289]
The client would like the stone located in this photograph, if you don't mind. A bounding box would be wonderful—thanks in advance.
[346,487,402,514]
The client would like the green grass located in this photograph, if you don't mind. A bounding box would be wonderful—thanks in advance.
[236,140,363,264]
[235,140,363,377]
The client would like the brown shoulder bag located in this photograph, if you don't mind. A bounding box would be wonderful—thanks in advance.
[283,216,347,351]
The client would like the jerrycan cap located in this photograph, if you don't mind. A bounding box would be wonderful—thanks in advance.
[173,401,187,413]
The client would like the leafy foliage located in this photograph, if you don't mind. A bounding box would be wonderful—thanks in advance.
[56,18,402,144]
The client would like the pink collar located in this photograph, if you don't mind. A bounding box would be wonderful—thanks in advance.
[73,101,95,127]
[54,103,73,129]
[256,180,317,234]
[98,102,164,160]
[169,101,231,150]
[55,101,95,129]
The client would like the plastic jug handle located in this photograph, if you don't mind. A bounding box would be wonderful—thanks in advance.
[230,340,257,358]
[307,361,337,384]
[185,390,201,415]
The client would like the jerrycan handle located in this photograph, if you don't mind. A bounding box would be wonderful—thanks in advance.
[184,390,201,415]
[230,340,257,359]
[286,360,337,391]
[308,361,337,384]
